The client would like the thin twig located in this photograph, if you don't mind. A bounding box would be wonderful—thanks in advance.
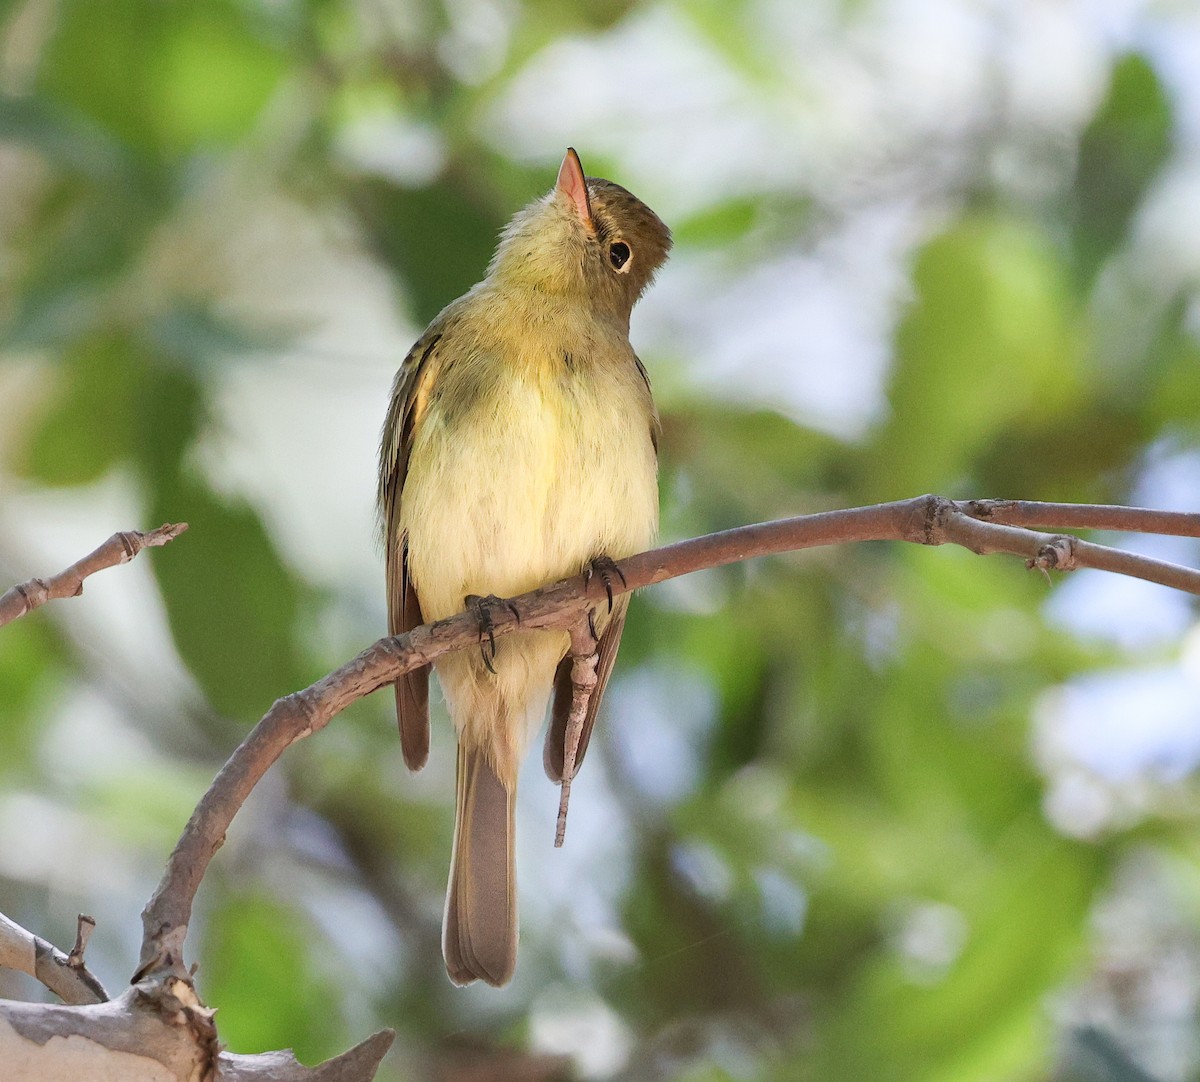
[136,494,1200,981]
[0,523,188,628]
[0,910,108,1005]
[940,506,1200,592]
[964,499,1200,536]
[67,914,96,969]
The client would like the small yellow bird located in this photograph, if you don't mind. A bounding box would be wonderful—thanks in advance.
[378,149,670,986]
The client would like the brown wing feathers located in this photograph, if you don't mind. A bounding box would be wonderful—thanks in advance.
[382,332,443,772]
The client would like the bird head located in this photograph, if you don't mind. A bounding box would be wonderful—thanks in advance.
[488,148,672,326]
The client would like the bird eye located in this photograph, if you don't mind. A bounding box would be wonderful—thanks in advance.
[609,241,632,272]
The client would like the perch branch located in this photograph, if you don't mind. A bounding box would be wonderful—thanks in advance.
[136,494,1200,981]
[0,523,188,629]
[0,911,108,1005]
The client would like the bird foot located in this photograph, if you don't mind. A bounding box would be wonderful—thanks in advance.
[583,555,627,614]
[464,594,521,674]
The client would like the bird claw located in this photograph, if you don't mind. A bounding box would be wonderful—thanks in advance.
[584,556,627,614]
[465,594,515,674]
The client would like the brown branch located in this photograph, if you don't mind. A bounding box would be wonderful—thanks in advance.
[0,910,108,1005]
[965,499,1200,536]
[945,505,1200,592]
[136,494,1200,981]
[0,523,188,628]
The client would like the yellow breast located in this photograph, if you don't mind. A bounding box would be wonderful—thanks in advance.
[399,291,659,623]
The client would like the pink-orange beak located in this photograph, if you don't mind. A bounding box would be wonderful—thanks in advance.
[556,147,593,230]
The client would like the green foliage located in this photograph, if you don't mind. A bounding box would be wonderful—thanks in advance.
[38,0,288,156]
[150,475,307,721]
[1071,55,1173,287]
[203,889,347,1062]
[354,177,504,326]
[21,334,142,485]
[0,617,64,779]
[869,213,1080,499]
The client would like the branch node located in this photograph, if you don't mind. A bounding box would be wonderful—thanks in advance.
[1026,535,1079,576]
[962,498,1016,521]
[67,913,96,968]
[908,493,956,546]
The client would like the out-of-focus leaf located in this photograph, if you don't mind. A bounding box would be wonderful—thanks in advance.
[662,404,843,527]
[866,213,1080,499]
[20,333,142,485]
[133,364,205,476]
[1072,54,1172,287]
[148,474,305,722]
[129,361,308,725]
[775,537,1107,1080]
[152,10,289,151]
[680,0,773,81]
[2,178,166,351]
[0,617,64,779]
[146,302,283,364]
[349,177,501,326]
[672,198,761,248]
[1061,1027,1160,1082]
[805,829,1102,1082]
[83,763,214,851]
[202,890,345,1061]
[0,97,132,181]
[1148,330,1200,438]
[37,0,286,155]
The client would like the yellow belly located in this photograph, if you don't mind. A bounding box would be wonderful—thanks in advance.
[399,344,658,781]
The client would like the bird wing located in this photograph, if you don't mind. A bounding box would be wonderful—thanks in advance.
[380,328,445,771]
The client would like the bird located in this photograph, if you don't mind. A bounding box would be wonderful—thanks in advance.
[378,147,670,987]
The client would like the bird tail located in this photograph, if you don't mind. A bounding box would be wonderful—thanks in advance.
[442,745,517,987]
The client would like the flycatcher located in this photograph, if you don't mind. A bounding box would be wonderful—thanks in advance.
[378,148,670,986]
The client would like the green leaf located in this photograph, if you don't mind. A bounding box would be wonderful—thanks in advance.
[866,213,1080,498]
[146,302,282,364]
[0,617,64,779]
[349,177,501,327]
[148,475,305,722]
[0,96,132,182]
[806,831,1102,1082]
[1072,54,1172,286]
[202,890,345,1061]
[38,0,287,155]
[20,333,143,485]
[83,762,213,851]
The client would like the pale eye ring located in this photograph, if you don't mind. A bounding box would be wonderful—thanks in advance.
[609,241,632,272]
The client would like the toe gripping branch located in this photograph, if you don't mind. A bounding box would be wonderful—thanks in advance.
[584,555,627,616]
[465,593,522,674]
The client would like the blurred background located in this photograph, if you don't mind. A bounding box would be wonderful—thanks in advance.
[2,0,1200,1079]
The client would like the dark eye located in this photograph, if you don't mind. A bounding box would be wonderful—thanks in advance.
[609,241,631,271]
